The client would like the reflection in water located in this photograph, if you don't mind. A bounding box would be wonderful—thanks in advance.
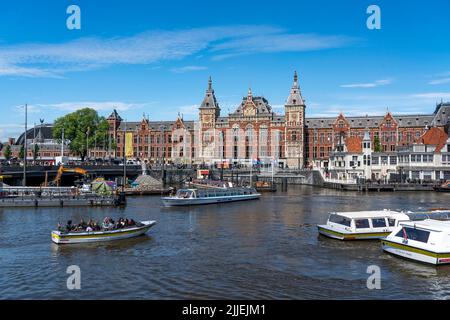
[1,186,450,299]
[50,235,154,258]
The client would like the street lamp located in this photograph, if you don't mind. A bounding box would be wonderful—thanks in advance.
[160,125,166,184]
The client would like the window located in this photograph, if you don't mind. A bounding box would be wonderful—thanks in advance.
[388,218,396,227]
[329,214,351,227]
[372,218,387,228]
[355,219,370,229]
[395,227,430,243]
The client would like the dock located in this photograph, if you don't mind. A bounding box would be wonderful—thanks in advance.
[0,186,123,207]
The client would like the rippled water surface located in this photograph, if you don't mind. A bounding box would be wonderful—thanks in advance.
[1,186,450,299]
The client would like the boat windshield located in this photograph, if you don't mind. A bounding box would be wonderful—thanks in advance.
[175,189,195,199]
[407,211,450,221]
[328,214,351,227]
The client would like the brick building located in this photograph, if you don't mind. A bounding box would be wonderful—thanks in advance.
[2,72,450,173]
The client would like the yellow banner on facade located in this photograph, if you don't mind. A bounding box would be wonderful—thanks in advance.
[125,132,134,158]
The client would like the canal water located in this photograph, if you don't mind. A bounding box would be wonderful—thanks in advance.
[1,186,450,299]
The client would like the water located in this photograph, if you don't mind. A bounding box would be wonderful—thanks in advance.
[1,186,450,299]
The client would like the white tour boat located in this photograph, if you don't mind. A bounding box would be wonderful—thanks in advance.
[51,220,156,244]
[161,187,261,207]
[382,219,450,265]
[317,210,410,240]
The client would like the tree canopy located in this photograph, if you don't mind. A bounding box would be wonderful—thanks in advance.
[53,108,110,161]
[3,144,11,161]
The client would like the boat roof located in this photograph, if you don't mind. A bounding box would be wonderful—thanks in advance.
[331,210,408,219]
[401,219,450,232]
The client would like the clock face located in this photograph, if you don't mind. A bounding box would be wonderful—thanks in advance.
[243,103,256,116]
[203,115,212,123]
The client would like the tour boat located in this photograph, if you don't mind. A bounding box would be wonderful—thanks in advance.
[434,181,450,192]
[161,187,261,207]
[382,219,450,265]
[317,210,411,240]
[51,220,156,244]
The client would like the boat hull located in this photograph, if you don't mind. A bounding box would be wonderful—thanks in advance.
[318,226,391,240]
[162,194,260,207]
[381,239,450,265]
[51,221,156,244]
[434,187,450,192]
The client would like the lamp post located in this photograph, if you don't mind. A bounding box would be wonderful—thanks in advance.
[122,120,127,192]
[220,131,224,181]
[160,125,166,184]
[86,127,90,161]
[22,104,28,187]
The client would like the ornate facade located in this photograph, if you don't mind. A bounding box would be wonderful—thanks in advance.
[2,72,450,173]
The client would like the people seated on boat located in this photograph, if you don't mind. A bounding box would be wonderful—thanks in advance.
[86,225,93,232]
[102,217,114,230]
[65,220,74,232]
[75,219,87,231]
[126,218,136,227]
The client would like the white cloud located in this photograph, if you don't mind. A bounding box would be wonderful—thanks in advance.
[429,77,450,85]
[211,33,356,61]
[177,104,199,116]
[340,79,392,88]
[0,26,356,78]
[170,66,207,73]
[410,92,450,99]
[34,101,151,112]
[0,123,25,141]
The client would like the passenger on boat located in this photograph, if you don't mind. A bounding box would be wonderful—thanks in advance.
[65,220,74,232]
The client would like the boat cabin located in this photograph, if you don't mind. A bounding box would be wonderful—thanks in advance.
[382,219,450,265]
[318,210,410,240]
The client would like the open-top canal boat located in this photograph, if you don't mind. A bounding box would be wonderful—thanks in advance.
[318,210,411,240]
[51,220,156,244]
[161,187,261,207]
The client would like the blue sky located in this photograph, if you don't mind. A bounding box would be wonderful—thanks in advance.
[0,0,449,140]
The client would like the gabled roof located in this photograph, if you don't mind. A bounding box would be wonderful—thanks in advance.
[107,109,123,121]
[345,136,362,153]
[416,127,448,152]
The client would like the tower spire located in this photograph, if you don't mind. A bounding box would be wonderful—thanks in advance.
[286,70,305,106]
[247,87,253,101]
[207,76,213,93]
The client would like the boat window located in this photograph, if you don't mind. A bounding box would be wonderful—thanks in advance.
[395,227,430,243]
[388,218,396,227]
[355,219,370,229]
[329,214,351,227]
[372,218,387,228]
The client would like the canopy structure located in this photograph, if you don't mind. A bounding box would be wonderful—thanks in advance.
[92,179,116,196]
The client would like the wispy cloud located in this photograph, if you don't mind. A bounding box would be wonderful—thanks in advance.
[429,77,450,85]
[0,123,25,141]
[170,65,207,73]
[0,26,356,78]
[34,101,151,112]
[410,92,450,99]
[340,79,392,88]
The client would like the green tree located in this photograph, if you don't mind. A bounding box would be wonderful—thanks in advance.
[373,136,382,152]
[19,145,25,160]
[32,144,40,161]
[53,108,110,161]
[3,144,11,161]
